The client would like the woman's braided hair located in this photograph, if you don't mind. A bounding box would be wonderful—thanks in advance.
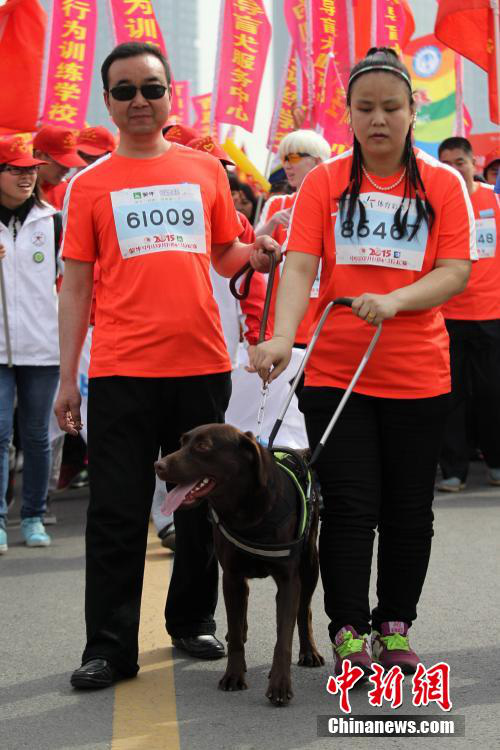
[339,47,435,240]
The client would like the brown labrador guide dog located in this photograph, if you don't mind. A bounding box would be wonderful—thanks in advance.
[155,423,324,706]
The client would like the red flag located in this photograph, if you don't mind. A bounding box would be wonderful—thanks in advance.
[212,0,271,133]
[192,93,213,138]
[310,0,351,124]
[169,81,191,126]
[435,0,499,123]
[354,0,415,61]
[267,42,299,151]
[0,0,47,132]
[284,0,314,121]
[108,0,168,58]
[317,53,352,155]
[39,0,98,129]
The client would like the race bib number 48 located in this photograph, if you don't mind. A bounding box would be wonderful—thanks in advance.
[111,184,206,259]
[476,216,496,259]
[335,192,429,271]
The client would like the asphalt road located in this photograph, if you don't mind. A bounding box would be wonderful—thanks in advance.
[1,460,499,750]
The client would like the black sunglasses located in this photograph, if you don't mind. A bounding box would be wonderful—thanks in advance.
[109,84,168,101]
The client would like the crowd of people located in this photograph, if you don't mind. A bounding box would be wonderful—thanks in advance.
[0,41,498,690]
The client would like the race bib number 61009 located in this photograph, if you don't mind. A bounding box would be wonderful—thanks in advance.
[111,183,206,259]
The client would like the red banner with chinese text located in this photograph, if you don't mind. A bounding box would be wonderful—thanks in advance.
[311,0,351,125]
[212,0,271,133]
[284,0,314,120]
[317,52,351,156]
[169,81,191,126]
[108,0,167,57]
[267,42,299,151]
[192,94,213,138]
[354,0,415,61]
[39,0,97,129]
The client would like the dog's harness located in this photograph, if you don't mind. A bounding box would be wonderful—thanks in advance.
[209,448,316,560]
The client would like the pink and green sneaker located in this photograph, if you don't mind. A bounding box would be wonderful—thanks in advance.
[333,625,373,677]
[371,621,420,674]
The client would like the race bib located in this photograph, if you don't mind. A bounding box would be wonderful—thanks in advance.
[280,254,321,298]
[476,213,496,259]
[310,259,322,298]
[334,192,429,271]
[111,184,206,259]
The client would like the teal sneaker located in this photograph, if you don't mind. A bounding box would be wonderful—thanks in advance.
[0,526,7,554]
[20,517,51,547]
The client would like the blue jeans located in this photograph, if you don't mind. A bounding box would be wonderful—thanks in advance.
[0,365,60,524]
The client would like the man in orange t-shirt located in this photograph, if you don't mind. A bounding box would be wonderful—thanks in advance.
[437,137,500,491]
[53,42,278,690]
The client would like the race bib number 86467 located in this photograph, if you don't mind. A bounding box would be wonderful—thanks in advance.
[335,192,429,271]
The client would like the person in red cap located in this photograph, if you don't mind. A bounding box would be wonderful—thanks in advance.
[77,126,116,166]
[186,135,233,165]
[483,149,500,186]
[0,137,62,554]
[33,126,86,209]
[163,123,198,145]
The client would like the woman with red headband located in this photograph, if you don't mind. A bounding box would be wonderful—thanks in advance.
[251,48,475,675]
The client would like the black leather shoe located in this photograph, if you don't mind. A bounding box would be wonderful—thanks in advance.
[172,635,226,660]
[70,658,122,689]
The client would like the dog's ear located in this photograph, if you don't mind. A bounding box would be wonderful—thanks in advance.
[240,431,271,489]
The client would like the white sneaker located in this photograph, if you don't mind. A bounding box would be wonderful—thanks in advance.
[436,477,465,493]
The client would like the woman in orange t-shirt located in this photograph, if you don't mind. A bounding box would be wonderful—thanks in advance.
[251,48,474,677]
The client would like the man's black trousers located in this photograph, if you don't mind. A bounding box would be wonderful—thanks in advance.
[440,319,500,481]
[82,373,231,676]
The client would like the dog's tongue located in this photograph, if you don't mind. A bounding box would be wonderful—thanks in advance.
[161,480,200,516]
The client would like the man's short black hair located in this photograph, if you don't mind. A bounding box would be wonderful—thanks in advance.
[438,137,473,159]
[101,42,172,90]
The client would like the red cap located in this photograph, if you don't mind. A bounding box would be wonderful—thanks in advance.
[187,136,235,166]
[164,124,199,145]
[0,136,48,167]
[33,125,86,168]
[484,148,500,173]
[77,126,116,156]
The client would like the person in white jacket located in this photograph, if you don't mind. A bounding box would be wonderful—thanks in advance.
[0,137,60,553]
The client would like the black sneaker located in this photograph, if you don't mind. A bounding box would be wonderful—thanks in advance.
[43,497,57,525]
[69,468,89,489]
[158,523,176,551]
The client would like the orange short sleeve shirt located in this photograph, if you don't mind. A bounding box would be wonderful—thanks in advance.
[283,148,476,398]
[442,183,500,320]
[62,144,241,378]
[261,193,319,346]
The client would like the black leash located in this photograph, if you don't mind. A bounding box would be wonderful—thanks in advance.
[229,250,278,344]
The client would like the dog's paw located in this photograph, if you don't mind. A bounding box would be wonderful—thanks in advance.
[266,676,293,707]
[218,671,248,691]
[298,648,325,667]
